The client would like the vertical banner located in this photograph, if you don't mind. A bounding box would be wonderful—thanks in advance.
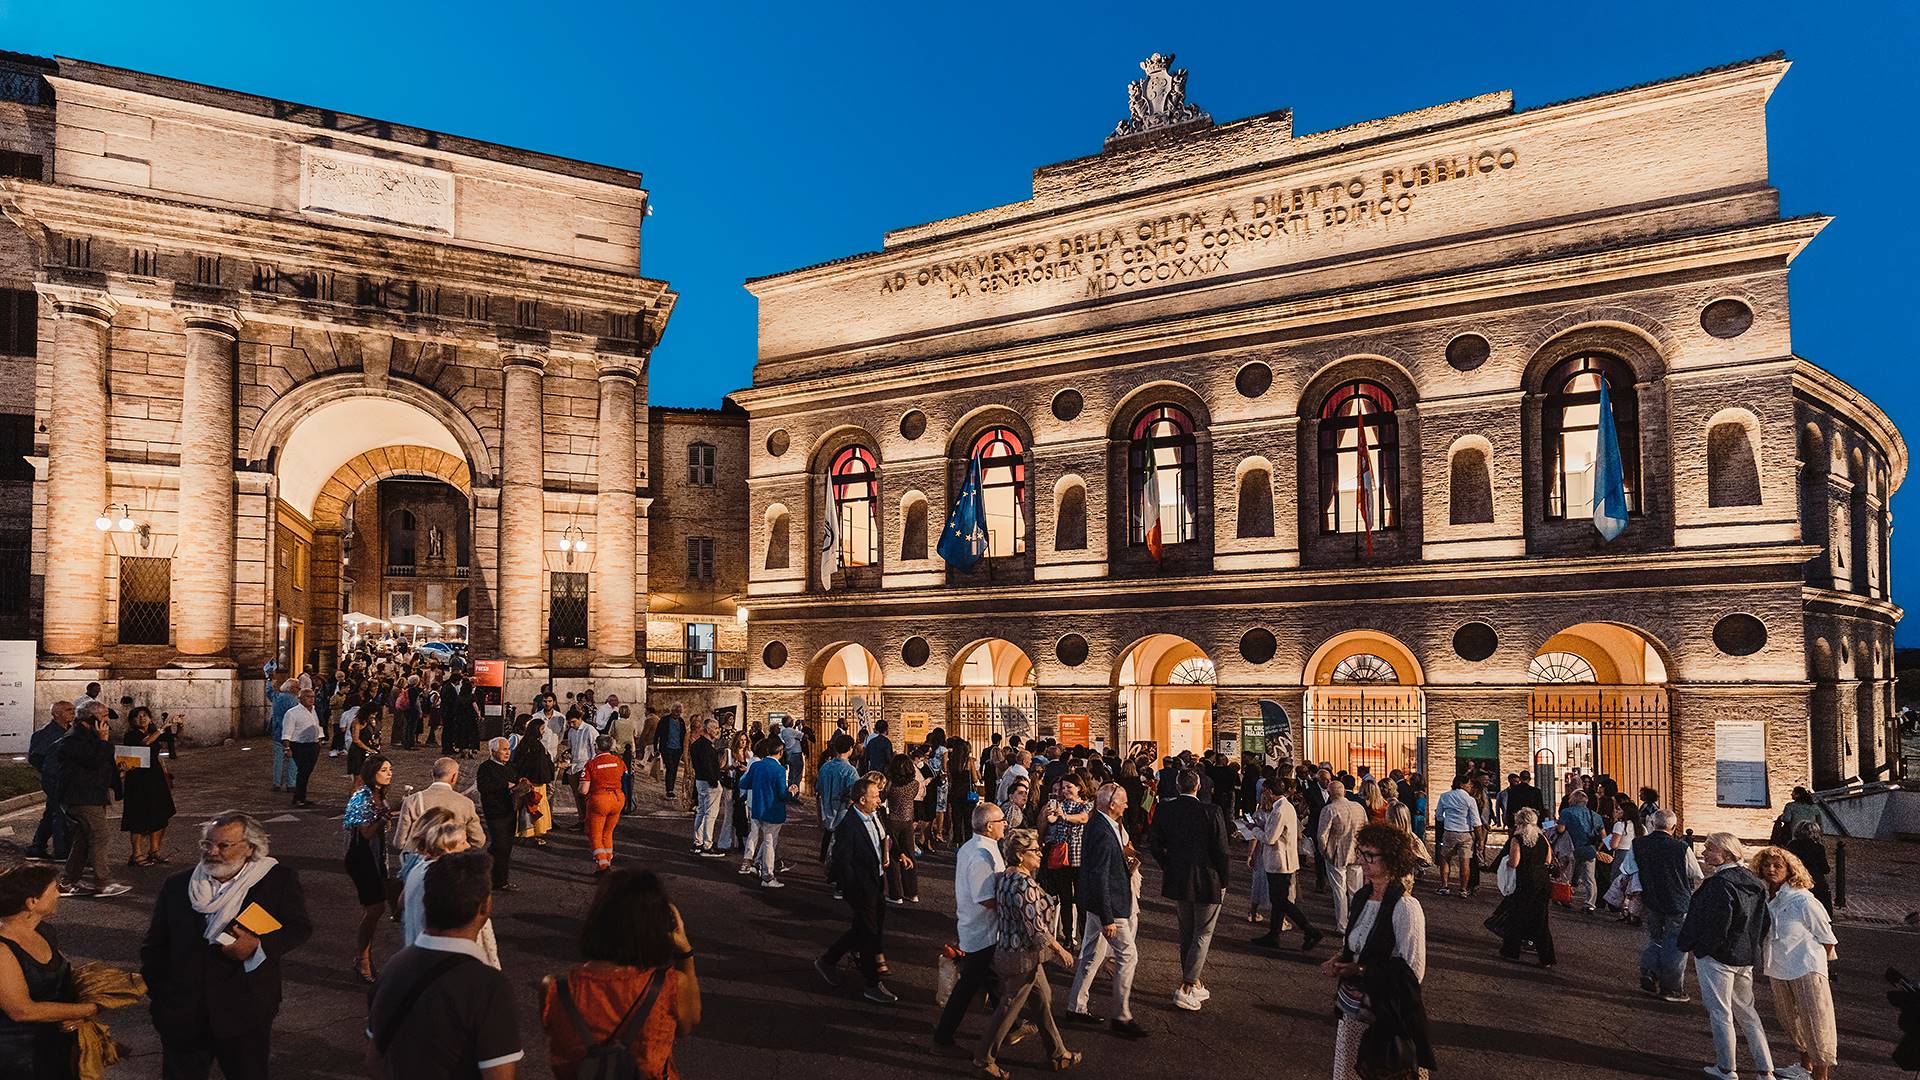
[1057,714,1091,748]
[0,640,36,753]
[472,659,506,740]
[1258,699,1292,762]
[1714,719,1770,808]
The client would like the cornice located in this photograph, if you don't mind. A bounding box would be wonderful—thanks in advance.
[1792,357,1908,490]
[0,180,670,309]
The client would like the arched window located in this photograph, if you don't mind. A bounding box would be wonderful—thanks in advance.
[1544,353,1640,519]
[1449,444,1494,525]
[387,509,417,568]
[1331,653,1398,684]
[1707,420,1762,507]
[1054,480,1087,551]
[1528,651,1597,684]
[1129,404,1198,547]
[1318,381,1399,534]
[969,427,1027,557]
[830,446,879,570]
[900,494,928,561]
[1236,466,1274,538]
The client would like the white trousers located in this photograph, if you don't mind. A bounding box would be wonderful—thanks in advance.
[1066,911,1138,1023]
[693,781,720,848]
[748,820,782,880]
[1697,956,1774,1076]
[1327,863,1365,932]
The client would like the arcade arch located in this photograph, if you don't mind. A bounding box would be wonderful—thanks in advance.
[1300,630,1425,779]
[808,642,884,741]
[1114,634,1215,757]
[1526,622,1671,808]
[949,638,1037,746]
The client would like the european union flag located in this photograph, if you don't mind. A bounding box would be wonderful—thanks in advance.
[1592,379,1630,542]
[938,457,989,572]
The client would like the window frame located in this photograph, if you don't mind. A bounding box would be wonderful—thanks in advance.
[686,442,716,487]
[117,555,172,646]
[686,535,715,583]
[829,445,881,570]
[1542,352,1641,519]
[547,570,589,648]
[1317,380,1399,535]
[1127,404,1199,547]
[968,425,1029,557]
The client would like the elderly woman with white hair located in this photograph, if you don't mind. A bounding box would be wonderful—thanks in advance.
[1678,833,1773,1080]
[399,808,500,968]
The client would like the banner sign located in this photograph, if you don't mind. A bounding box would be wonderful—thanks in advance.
[0,641,35,754]
[1715,719,1770,808]
[1057,714,1091,748]
[1455,720,1499,761]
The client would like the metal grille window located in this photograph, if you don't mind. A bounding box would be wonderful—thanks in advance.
[118,556,171,645]
[686,537,715,582]
[549,571,588,647]
[687,442,716,486]
[0,288,36,356]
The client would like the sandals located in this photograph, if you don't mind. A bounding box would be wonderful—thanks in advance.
[973,1063,1010,1080]
[1051,1051,1083,1071]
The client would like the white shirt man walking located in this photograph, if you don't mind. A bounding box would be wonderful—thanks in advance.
[931,802,1035,1052]
[1316,780,1368,932]
[1434,775,1485,897]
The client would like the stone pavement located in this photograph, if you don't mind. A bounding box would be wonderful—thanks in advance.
[6,742,1916,1079]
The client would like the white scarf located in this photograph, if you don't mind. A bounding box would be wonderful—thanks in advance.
[188,856,279,944]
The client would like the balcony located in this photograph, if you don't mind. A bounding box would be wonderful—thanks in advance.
[384,564,415,577]
[645,647,746,684]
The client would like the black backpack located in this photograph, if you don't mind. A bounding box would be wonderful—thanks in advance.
[554,968,668,1080]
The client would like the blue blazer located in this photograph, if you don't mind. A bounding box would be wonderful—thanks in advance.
[1076,813,1134,925]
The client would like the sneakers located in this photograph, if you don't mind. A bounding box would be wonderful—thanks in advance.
[759,877,785,889]
[60,882,128,898]
[1173,986,1202,1011]
[96,883,131,897]
[1773,1065,1812,1080]
[1661,991,1691,1003]
[57,883,94,898]
[737,863,756,875]
[1700,1067,1738,1080]
[1640,973,1659,995]
[862,983,899,1005]
[885,897,905,906]
[699,849,727,859]
[1006,1019,1037,1047]
[1192,983,1211,1002]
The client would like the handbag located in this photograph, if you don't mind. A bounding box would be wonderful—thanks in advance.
[935,944,963,1007]
[1045,841,1071,870]
[1495,853,1516,897]
[1550,880,1573,904]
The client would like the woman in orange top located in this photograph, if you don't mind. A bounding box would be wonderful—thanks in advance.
[543,870,700,1080]
[583,735,629,871]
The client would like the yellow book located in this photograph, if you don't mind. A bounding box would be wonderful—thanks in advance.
[233,903,282,937]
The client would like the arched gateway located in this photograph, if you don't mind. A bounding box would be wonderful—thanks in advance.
[8,61,675,738]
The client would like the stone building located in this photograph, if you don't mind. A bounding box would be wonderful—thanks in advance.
[643,403,750,722]
[0,54,675,738]
[735,53,1904,833]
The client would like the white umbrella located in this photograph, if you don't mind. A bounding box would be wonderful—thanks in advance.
[390,614,442,630]
[342,611,382,625]
[444,616,469,628]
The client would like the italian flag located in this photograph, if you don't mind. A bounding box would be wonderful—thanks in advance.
[1143,460,1166,561]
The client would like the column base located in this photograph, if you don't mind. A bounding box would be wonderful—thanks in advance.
[503,662,551,718]
[154,666,247,743]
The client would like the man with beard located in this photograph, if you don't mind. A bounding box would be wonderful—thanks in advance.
[141,812,313,1079]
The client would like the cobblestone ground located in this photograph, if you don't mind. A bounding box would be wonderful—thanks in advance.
[4,742,1915,1079]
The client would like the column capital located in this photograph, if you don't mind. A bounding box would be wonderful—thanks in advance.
[501,346,548,373]
[594,353,642,382]
[34,283,116,324]
[176,303,245,337]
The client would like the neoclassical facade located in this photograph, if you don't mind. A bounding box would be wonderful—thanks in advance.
[736,54,1904,833]
[1,56,675,735]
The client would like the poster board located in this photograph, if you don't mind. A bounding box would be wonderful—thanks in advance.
[1057,714,1090,748]
[115,744,152,771]
[1455,720,1499,761]
[472,659,506,738]
[1714,719,1770,808]
[901,711,930,743]
[1240,719,1266,758]
[0,640,32,754]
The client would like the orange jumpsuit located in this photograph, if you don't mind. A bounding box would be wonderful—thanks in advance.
[585,751,628,869]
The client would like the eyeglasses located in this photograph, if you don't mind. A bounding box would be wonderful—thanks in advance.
[1358,850,1386,862]
[200,839,249,854]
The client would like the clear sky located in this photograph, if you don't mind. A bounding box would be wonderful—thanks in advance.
[6,1,1917,631]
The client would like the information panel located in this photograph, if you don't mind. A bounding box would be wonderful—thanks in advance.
[1714,719,1771,808]
[0,641,34,754]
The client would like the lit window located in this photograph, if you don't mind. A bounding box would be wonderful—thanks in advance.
[1544,353,1640,519]
[1318,382,1398,534]
[830,446,880,569]
[969,426,1027,557]
[1128,405,1198,547]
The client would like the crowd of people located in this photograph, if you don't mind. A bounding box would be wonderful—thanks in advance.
[0,666,1869,1079]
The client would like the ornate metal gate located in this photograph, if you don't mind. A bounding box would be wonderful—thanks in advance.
[1528,686,1670,809]
[947,687,1039,749]
[1301,687,1425,778]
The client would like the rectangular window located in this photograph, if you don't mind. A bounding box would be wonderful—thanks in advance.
[549,571,588,647]
[686,537,714,583]
[0,150,42,180]
[686,442,716,486]
[118,556,171,645]
[0,288,36,356]
[685,622,715,679]
[387,591,413,618]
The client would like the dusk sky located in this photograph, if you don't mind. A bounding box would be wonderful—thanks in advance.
[6,2,1917,632]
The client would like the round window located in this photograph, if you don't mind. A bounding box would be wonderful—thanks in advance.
[1235,362,1273,399]
[1701,299,1754,340]
[762,641,788,669]
[1452,622,1498,662]
[1446,333,1491,372]
[1051,389,1084,423]
[901,635,930,667]
[765,429,790,457]
[1239,627,1276,665]
[1712,614,1767,657]
[1055,633,1089,667]
[899,409,927,441]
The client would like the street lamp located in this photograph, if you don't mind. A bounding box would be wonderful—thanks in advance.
[557,525,589,568]
[94,503,138,533]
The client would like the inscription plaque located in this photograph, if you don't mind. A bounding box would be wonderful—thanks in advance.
[300,146,454,234]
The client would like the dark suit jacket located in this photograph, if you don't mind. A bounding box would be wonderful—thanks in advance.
[475,759,517,820]
[1076,813,1134,925]
[1303,781,1329,831]
[1149,794,1230,902]
[862,736,894,775]
[141,862,313,1039]
[441,680,477,725]
[829,811,886,897]
[1506,783,1546,820]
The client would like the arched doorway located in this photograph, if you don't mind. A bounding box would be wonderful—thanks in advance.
[269,388,481,677]
[808,642,884,743]
[1527,622,1671,809]
[949,638,1036,746]
[1115,634,1215,757]
[1301,631,1425,779]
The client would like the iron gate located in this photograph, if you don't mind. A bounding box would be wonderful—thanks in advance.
[809,688,882,742]
[1528,686,1670,809]
[947,687,1039,749]
[1301,687,1425,778]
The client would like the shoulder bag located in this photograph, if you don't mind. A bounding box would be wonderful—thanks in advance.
[555,967,670,1080]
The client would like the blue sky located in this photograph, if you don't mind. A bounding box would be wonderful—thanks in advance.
[6,1,1918,631]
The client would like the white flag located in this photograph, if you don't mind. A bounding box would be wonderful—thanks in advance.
[818,469,841,589]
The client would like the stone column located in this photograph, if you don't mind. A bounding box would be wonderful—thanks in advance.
[173,308,241,659]
[498,352,546,662]
[593,358,639,664]
[39,287,115,658]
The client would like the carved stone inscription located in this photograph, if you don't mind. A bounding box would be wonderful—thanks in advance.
[299,146,455,234]
[879,146,1519,301]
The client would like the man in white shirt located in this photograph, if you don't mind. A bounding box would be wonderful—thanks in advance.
[593,694,619,733]
[930,802,1022,1051]
[1316,780,1368,932]
[72,681,102,714]
[996,752,1031,805]
[281,686,325,807]
[1434,776,1485,897]
[563,714,597,831]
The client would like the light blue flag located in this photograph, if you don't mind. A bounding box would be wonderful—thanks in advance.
[1592,380,1630,541]
[938,457,989,571]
